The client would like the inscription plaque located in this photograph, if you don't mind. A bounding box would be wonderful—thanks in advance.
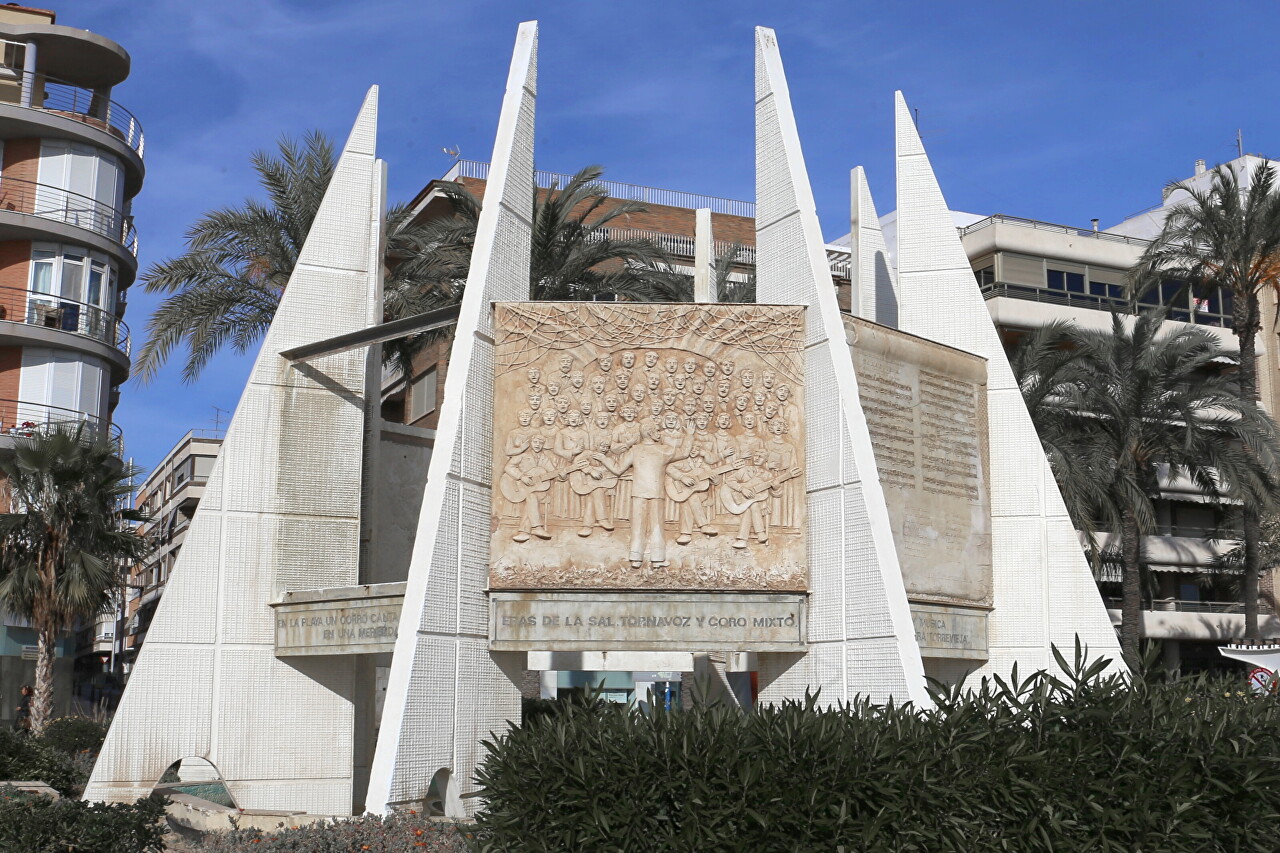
[848,316,992,609]
[911,603,988,660]
[490,591,807,651]
[491,302,807,592]
[270,583,404,656]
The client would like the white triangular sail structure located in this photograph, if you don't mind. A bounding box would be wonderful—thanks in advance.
[753,28,927,707]
[366,22,538,817]
[86,89,386,815]
[892,90,1122,677]
[850,166,898,326]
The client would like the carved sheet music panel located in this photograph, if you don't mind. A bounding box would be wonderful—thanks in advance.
[491,302,807,592]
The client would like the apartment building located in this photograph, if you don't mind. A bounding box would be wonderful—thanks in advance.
[0,4,143,723]
[122,430,223,671]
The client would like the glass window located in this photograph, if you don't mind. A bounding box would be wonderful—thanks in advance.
[30,250,54,294]
[86,261,105,307]
[974,266,995,287]
[1065,272,1085,294]
[59,252,84,302]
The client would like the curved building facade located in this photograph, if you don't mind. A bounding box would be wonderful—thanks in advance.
[0,4,141,724]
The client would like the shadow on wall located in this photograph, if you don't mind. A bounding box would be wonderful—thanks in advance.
[874,251,896,327]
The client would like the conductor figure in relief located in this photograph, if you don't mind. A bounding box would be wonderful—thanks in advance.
[595,423,692,568]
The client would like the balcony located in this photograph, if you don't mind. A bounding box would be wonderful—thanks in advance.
[979,280,1233,330]
[0,176,136,255]
[0,68,143,156]
[0,398,121,444]
[0,284,129,354]
[1103,597,1280,642]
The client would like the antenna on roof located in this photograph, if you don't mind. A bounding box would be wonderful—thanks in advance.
[442,145,461,161]
[211,406,230,433]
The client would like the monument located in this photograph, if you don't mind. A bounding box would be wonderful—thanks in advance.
[87,21,1121,820]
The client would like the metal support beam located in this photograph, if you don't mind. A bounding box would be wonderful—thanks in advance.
[280,304,461,363]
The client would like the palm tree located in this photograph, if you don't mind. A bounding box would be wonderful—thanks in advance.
[420,164,680,303]
[0,427,150,736]
[1015,309,1277,668]
[134,132,438,383]
[1139,161,1280,639]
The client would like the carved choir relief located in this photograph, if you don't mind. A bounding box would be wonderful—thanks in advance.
[490,302,807,592]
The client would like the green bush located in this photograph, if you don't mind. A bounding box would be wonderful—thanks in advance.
[0,787,167,853]
[0,729,83,795]
[195,812,471,851]
[473,645,1280,852]
[40,717,108,756]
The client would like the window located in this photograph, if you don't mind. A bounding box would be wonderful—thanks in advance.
[28,243,117,309]
[974,266,995,287]
[409,367,438,423]
[1046,268,1085,293]
[0,41,25,72]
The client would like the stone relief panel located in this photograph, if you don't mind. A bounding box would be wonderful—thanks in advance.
[491,302,807,592]
[846,316,992,608]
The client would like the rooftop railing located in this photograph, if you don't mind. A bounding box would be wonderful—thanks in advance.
[0,67,144,156]
[446,159,756,218]
[958,213,1152,247]
[0,176,136,255]
[0,398,121,444]
[0,284,130,354]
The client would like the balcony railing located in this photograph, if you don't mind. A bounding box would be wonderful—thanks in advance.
[979,280,1232,329]
[0,176,136,255]
[0,398,121,444]
[0,285,129,354]
[1102,597,1275,615]
[0,67,144,156]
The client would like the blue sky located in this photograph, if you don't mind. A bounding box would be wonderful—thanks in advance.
[50,0,1280,471]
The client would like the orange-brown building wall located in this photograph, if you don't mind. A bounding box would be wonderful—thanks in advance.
[0,239,31,320]
[0,344,23,429]
[1,139,42,216]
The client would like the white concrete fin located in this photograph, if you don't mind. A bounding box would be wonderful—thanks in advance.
[753,27,927,707]
[693,207,712,302]
[367,22,536,816]
[892,90,1123,678]
[850,166,898,327]
[86,88,385,815]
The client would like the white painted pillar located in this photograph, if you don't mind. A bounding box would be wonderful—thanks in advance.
[19,40,36,108]
[693,207,712,302]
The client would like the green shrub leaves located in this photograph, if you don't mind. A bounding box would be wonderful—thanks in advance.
[473,649,1280,851]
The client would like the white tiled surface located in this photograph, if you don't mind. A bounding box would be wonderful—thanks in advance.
[86,89,382,813]
[368,24,535,816]
[892,91,1122,680]
[753,28,927,709]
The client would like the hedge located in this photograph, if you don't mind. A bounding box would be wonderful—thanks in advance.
[195,812,471,852]
[0,787,166,853]
[472,645,1280,852]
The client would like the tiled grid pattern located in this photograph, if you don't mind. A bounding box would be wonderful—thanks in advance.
[892,91,1122,679]
[369,24,536,816]
[851,167,897,327]
[752,28,926,708]
[85,89,383,814]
